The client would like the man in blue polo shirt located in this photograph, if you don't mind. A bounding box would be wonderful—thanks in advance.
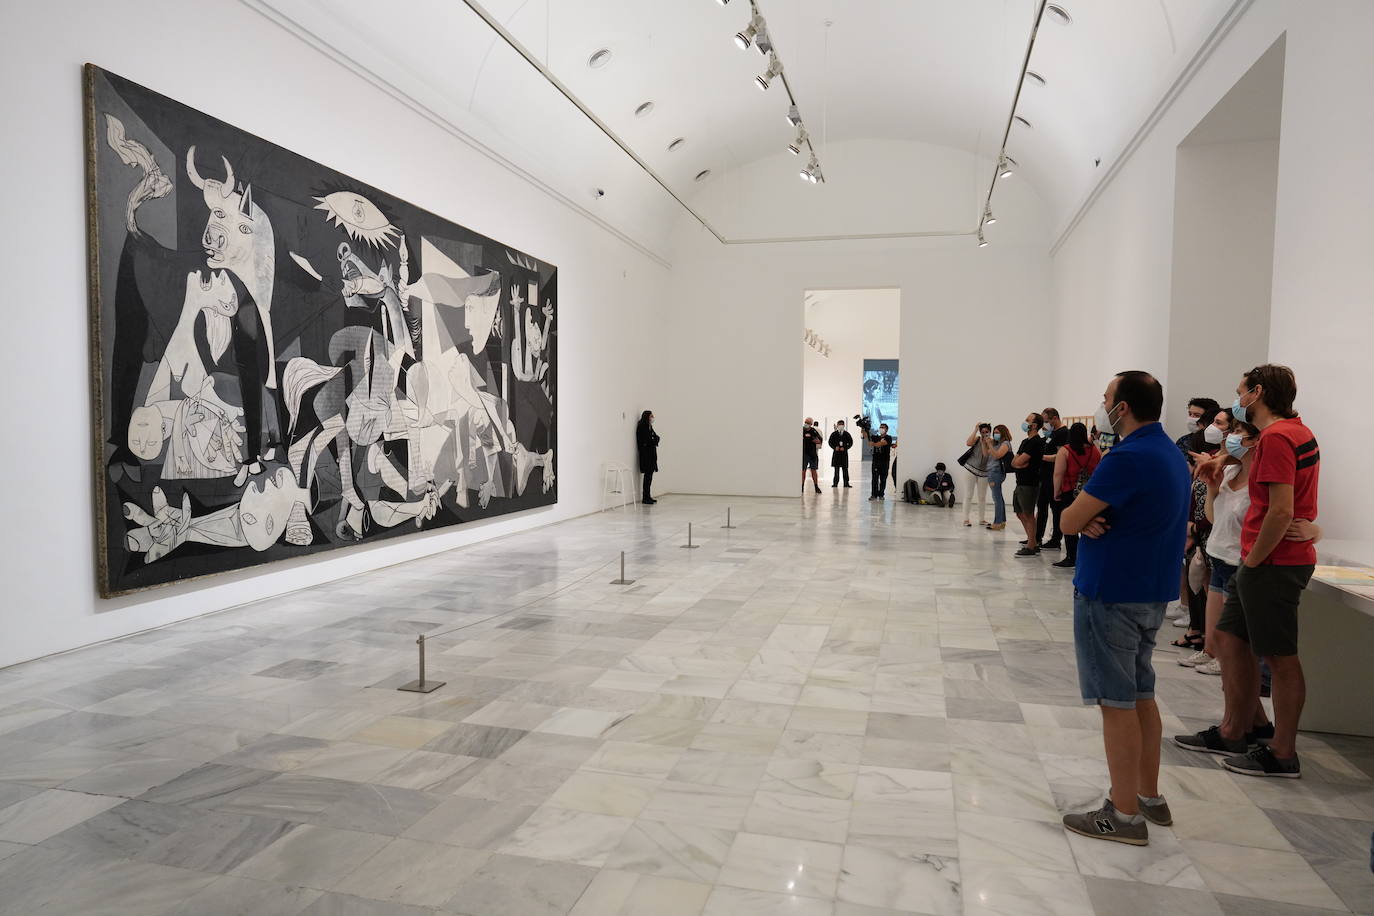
[1059,370,1190,846]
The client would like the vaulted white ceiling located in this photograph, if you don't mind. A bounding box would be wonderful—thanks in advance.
[252,0,1241,257]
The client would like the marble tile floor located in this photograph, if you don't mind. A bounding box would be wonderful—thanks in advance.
[0,494,1371,915]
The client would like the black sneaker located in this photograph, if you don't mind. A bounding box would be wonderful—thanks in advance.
[1173,725,1246,756]
[1222,745,1301,778]
[1040,540,1062,550]
[1014,547,1040,558]
[1051,558,1075,569]
[1062,798,1148,846]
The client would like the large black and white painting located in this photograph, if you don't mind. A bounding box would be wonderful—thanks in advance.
[85,65,557,597]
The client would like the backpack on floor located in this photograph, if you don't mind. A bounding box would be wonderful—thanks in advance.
[903,479,919,503]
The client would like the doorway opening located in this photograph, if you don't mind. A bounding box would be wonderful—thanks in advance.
[802,288,901,496]
[1166,36,1284,431]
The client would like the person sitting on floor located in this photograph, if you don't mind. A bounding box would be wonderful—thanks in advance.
[923,463,957,507]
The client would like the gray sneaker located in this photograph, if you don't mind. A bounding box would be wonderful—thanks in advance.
[1138,796,1173,827]
[1062,798,1149,846]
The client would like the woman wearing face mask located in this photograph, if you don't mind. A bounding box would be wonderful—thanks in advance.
[1050,422,1102,568]
[1169,408,1231,642]
[959,422,993,527]
[1182,418,1259,675]
[985,424,1013,531]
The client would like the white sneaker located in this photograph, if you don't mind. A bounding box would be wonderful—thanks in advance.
[1171,616,1190,628]
[1196,658,1222,676]
[1178,649,1210,668]
[1168,603,1189,620]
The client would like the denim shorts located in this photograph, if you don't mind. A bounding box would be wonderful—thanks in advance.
[1208,557,1237,594]
[1073,591,1168,709]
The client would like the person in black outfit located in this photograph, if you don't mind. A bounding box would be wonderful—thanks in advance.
[1036,407,1070,549]
[802,418,824,493]
[828,420,854,488]
[923,462,957,506]
[868,424,893,500]
[636,410,660,505]
[1011,416,1046,557]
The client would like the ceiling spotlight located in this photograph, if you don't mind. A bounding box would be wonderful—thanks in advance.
[787,127,808,156]
[983,204,996,225]
[694,169,712,182]
[634,101,655,118]
[1014,115,1033,129]
[1046,4,1072,25]
[977,230,989,248]
[587,48,612,69]
[800,153,823,184]
[786,104,802,128]
[755,54,783,91]
[715,0,730,5]
[667,137,686,152]
[998,154,1014,178]
[734,13,764,50]
[1025,70,1046,86]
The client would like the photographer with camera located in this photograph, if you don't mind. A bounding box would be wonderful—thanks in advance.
[828,420,854,488]
[802,418,824,493]
[958,422,994,527]
[867,422,894,500]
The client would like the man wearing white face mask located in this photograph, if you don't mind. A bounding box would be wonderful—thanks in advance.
[1058,371,1190,846]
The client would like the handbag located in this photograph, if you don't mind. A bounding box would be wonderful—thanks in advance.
[956,445,976,468]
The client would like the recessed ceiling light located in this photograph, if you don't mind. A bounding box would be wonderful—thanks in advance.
[1014,115,1033,129]
[634,101,655,118]
[1025,70,1046,86]
[694,169,712,182]
[1046,4,1072,25]
[667,137,686,152]
[588,48,612,69]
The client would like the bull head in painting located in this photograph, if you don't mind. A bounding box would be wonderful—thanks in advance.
[185,147,258,270]
[185,146,278,387]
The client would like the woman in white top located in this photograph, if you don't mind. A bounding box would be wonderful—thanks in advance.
[1186,420,1257,672]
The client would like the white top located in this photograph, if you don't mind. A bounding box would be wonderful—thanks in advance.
[1207,465,1250,567]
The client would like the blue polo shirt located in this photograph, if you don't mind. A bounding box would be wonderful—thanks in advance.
[1073,422,1190,603]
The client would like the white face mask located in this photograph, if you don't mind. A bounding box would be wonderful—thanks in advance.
[1094,402,1122,437]
[1203,424,1225,445]
[1185,417,1200,433]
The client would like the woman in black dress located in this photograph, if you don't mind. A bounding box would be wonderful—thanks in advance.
[636,410,660,505]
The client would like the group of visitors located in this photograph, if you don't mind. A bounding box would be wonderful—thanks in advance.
[1050,365,1322,849]
[957,409,1100,568]
[800,417,896,500]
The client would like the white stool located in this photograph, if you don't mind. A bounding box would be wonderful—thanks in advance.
[602,462,635,511]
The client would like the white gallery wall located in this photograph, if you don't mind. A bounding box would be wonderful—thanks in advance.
[1050,0,1373,539]
[0,0,672,668]
[1166,138,1279,433]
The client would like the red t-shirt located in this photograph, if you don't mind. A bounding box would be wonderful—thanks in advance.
[1241,416,1320,566]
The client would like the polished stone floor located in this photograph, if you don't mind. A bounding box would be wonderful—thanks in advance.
[0,493,1371,915]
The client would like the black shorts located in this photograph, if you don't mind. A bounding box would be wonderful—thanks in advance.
[803,454,819,470]
[1215,563,1315,657]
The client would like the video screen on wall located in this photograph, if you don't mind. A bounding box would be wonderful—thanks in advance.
[861,359,898,456]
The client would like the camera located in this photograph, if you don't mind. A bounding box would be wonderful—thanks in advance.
[853,414,872,433]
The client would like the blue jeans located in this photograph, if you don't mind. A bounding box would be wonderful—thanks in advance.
[1073,591,1167,709]
[987,467,1006,524]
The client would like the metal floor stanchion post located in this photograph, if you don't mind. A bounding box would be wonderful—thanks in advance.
[610,550,636,585]
[721,507,736,529]
[397,633,446,693]
[681,522,700,549]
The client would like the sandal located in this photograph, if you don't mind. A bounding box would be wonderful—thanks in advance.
[1171,632,1203,651]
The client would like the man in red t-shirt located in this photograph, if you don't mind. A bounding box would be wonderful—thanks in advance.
[1174,365,1320,778]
